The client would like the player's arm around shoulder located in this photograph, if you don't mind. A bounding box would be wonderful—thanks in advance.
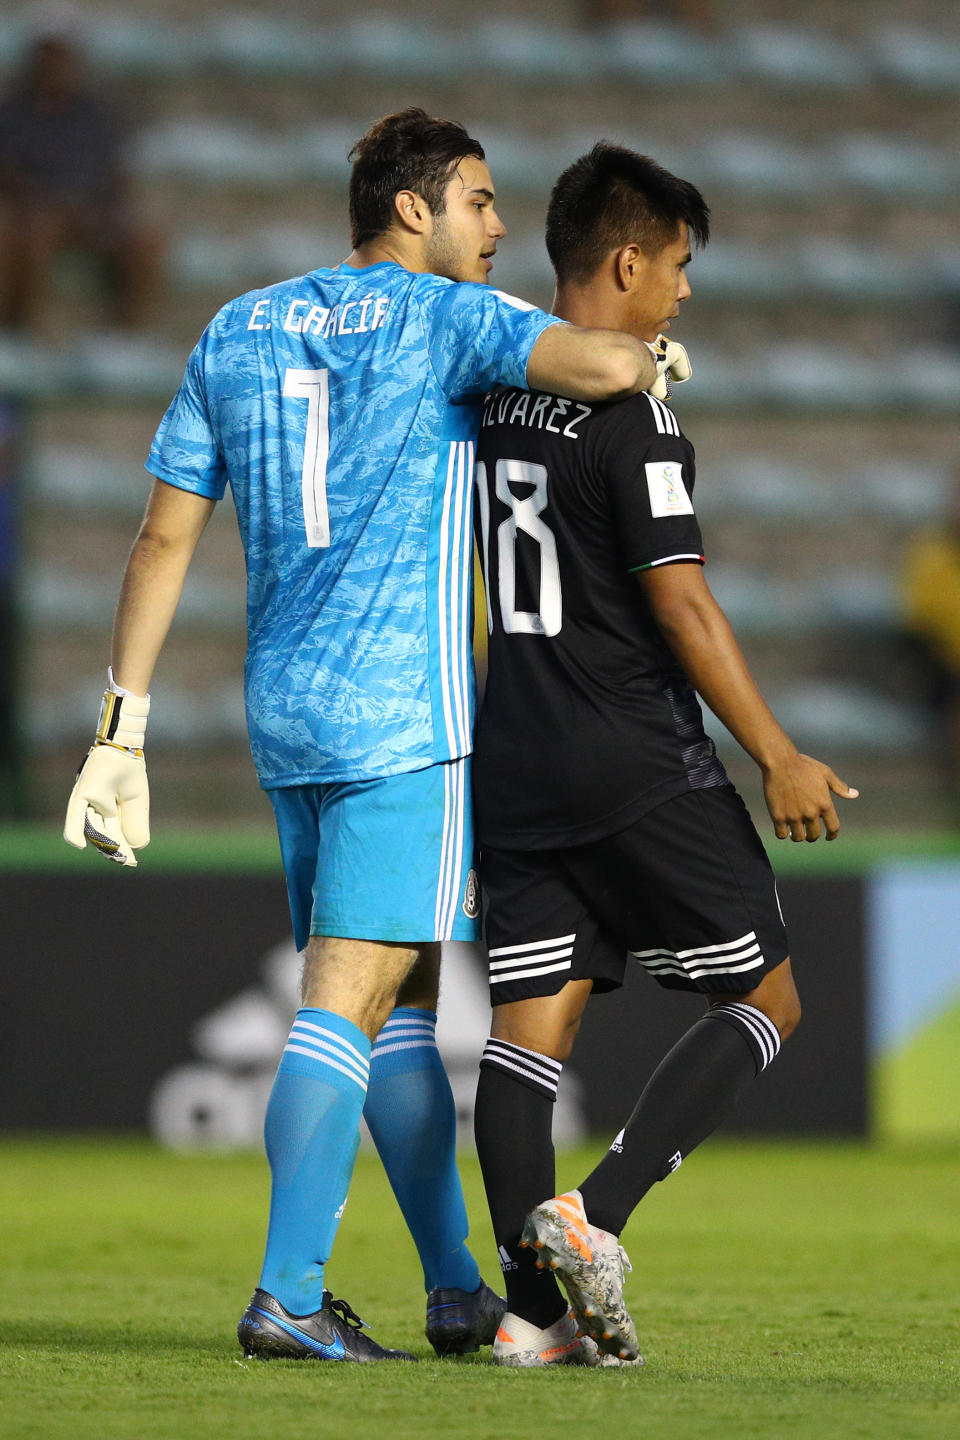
[526,322,657,403]
[64,479,216,867]
[639,561,858,842]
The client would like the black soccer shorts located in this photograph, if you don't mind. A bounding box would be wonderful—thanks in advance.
[481,785,790,1004]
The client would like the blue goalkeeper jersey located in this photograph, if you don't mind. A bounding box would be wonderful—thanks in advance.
[147,261,559,788]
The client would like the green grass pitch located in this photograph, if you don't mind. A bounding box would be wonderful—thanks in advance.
[0,1138,957,1440]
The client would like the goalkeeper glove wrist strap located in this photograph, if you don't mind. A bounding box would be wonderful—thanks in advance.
[95,681,150,754]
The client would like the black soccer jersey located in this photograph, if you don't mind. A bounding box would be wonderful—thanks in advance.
[473,385,728,849]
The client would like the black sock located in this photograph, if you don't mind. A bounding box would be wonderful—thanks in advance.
[474,1039,569,1328]
[579,1002,782,1236]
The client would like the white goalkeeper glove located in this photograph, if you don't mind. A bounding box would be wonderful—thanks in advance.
[647,334,692,403]
[64,670,150,867]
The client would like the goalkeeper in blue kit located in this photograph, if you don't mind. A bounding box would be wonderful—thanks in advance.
[64,109,664,1362]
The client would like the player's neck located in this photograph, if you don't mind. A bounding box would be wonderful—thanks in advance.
[552,283,623,334]
[343,234,426,274]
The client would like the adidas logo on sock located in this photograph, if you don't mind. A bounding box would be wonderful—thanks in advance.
[498,1244,519,1272]
[610,1128,625,1154]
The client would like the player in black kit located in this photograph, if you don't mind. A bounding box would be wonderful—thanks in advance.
[472,144,859,1368]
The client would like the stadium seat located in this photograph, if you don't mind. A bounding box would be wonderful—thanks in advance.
[758,681,930,752]
[832,135,958,200]
[730,24,867,86]
[870,27,960,90]
[475,20,605,79]
[207,14,340,78]
[134,119,297,186]
[30,447,147,511]
[597,21,720,83]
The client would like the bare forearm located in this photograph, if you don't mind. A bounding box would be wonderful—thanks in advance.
[643,565,857,839]
[656,592,795,770]
[527,325,656,402]
[109,481,215,695]
[111,533,193,695]
[574,331,657,400]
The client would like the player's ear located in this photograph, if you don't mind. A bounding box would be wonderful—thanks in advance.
[616,244,645,292]
[394,189,430,234]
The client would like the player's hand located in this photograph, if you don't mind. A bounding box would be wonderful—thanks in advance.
[762,752,859,843]
[65,743,150,865]
[649,335,692,403]
[64,681,151,866]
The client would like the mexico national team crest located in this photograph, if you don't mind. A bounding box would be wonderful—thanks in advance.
[462,868,480,920]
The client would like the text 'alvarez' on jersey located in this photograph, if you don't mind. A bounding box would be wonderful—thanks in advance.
[146,262,559,789]
[474,385,728,850]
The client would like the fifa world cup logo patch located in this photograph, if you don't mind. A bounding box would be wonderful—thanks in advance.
[645,460,693,517]
[462,867,480,919]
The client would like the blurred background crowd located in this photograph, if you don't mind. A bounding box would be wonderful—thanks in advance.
[0,0,958,833]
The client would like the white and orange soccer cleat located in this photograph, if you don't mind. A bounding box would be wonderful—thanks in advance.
[520,1189,642,1363]
[492,1309,600,1368]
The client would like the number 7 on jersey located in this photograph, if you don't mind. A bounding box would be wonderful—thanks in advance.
[283,367,331,547]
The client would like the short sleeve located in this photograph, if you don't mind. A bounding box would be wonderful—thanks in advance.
[145,333,228,500]
[419,282,561,399]
[601,396,704,573]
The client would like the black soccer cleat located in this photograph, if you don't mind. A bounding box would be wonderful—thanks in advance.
[425,1280,507,1357]
[238,1287,418,1363]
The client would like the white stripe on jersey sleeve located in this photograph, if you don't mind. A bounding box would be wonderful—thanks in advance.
[491,289,537,312]
[644,392,680,436]
[645,553,704,567]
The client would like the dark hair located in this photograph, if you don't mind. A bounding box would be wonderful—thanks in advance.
[348,108,486,247]
[546,142,710,284]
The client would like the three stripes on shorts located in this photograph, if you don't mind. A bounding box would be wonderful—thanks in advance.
[630,929,766,985]
[491,929,769,990]
[488,933,576,989]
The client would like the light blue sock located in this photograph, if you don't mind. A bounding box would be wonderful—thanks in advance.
[363,1007,481,1295]
[259,1008,370,1316]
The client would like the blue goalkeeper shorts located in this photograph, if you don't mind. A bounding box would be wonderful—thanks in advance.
[268,756,479,950]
